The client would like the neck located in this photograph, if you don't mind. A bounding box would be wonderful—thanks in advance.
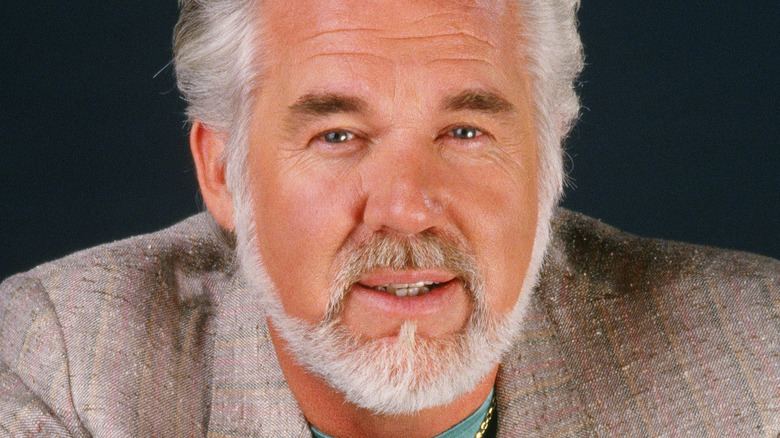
[268,320,498,438]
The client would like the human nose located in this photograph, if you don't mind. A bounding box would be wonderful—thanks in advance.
[361,139,447,235]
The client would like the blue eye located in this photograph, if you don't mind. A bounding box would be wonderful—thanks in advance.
[322,130,354,143]
[451,126,482,140]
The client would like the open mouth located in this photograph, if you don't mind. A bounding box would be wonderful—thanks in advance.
[363,280,451,297]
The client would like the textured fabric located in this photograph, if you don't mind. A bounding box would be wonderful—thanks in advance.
[0,210,777,437]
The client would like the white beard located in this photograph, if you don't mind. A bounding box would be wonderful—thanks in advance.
[231,187,552,415]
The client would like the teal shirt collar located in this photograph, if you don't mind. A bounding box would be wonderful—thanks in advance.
[310,389,495,438]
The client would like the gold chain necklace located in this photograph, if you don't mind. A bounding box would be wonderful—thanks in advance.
[474,397,496,438]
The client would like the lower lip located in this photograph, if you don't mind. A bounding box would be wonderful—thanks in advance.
[349,280,465,319]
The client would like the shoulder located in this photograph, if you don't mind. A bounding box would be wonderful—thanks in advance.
[531,208,779,436]
[545,208,778,298]
[0,213,234,435]
[2,212,235,312]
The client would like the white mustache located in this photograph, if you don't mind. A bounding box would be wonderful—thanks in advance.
[324,231,483,321]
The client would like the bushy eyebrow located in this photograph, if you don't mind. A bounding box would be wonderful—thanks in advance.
[284,92,368,133]
[442,89,517,114]
[289,92,366,117]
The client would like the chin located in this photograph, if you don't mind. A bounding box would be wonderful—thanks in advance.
[265,303,520,415]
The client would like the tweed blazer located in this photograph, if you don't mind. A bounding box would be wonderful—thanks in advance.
[0,210,778,437]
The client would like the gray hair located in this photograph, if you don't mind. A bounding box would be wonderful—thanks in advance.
[173,0,260,195]
[521,0,584,211]
[173,0,584,209]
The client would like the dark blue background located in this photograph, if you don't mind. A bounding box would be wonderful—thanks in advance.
[2,1,778,279]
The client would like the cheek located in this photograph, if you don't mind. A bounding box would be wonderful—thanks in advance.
[455,152,539,314]
[248,156,361,322]
[488,196,538,313]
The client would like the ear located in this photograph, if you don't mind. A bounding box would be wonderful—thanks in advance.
[190,121,235,231]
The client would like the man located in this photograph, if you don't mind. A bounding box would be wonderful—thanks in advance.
[0,0,777,437]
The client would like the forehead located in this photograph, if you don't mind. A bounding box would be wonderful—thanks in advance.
[262,0,515,39]
[258,0,523,76]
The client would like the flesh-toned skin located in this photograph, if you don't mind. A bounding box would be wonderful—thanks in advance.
[192,0,540,436]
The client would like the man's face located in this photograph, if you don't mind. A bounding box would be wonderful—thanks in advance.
[246,0,539,337]
[238,0,541,411]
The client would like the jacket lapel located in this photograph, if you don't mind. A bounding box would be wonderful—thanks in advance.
[207,275,310,437]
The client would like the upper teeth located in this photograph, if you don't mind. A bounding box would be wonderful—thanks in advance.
[374,281,437,297]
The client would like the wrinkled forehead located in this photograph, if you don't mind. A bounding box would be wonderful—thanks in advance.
[258,0,522,62]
